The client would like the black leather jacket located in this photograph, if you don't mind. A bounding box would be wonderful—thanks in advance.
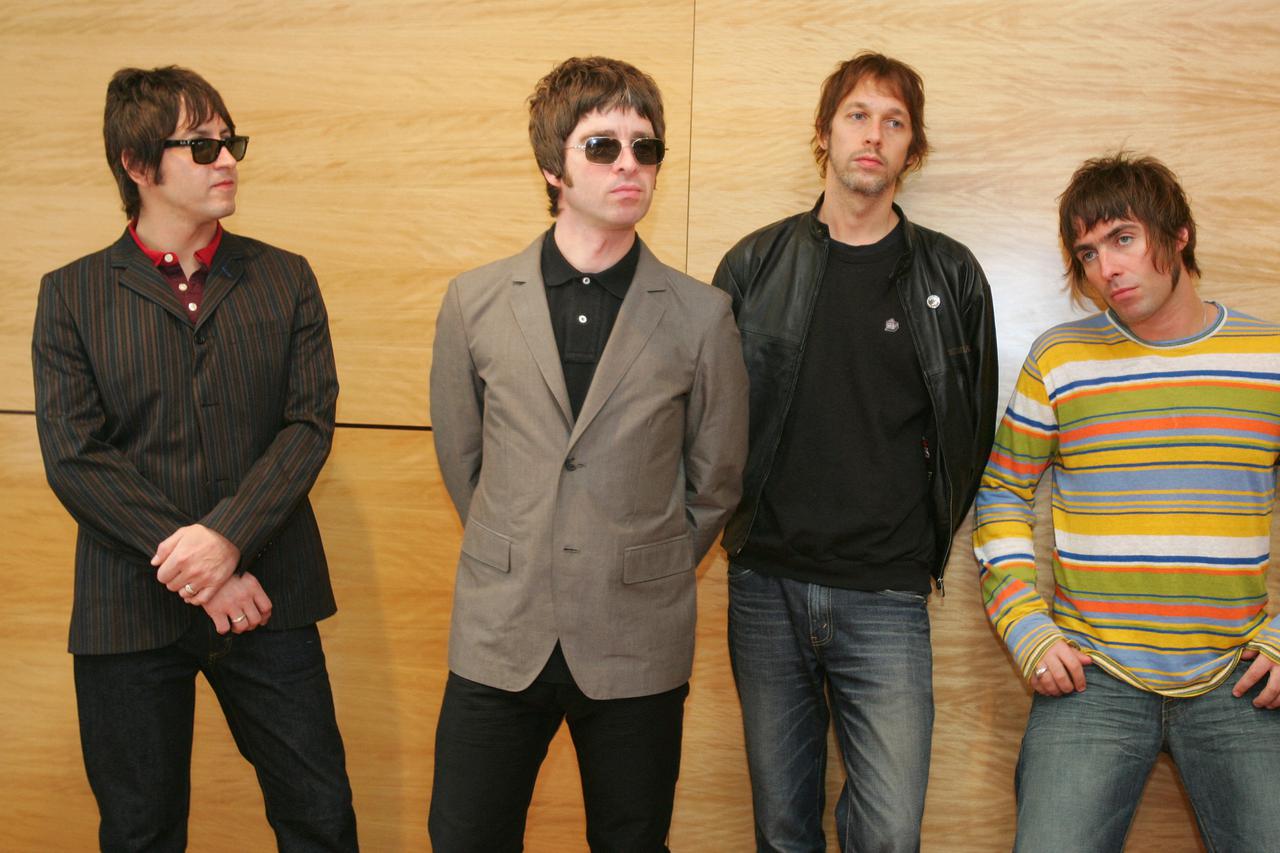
[712,198,998,591]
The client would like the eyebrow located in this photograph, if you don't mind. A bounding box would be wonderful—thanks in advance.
[578,130,656,141]
[1074,222,1135,254]
[845,100,908,118]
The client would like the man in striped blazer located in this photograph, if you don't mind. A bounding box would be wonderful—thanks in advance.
[32,66,357,851]
[974,153,1280,852]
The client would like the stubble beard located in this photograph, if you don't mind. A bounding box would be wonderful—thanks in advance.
[834,164,892,198]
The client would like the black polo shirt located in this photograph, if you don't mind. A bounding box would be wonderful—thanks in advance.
[540,226,639,419]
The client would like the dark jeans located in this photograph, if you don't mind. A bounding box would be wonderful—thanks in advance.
[728,563,934,853]
[428,671,688,852]
[74,621,357,852]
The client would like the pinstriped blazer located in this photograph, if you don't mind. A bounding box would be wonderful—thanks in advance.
[33,230,340,654]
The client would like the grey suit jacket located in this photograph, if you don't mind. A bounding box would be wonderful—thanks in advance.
[430,234,748,699]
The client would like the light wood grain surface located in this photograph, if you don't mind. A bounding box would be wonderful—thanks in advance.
[4,0,1280,850]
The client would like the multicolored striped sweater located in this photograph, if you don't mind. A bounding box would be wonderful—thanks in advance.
[974,305,1280,696]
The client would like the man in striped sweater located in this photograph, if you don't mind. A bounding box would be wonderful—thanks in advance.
[974,153,1280,852]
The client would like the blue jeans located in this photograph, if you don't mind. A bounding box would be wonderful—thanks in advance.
[1014,660,1280,852]
[74,621,357,852]
[727,563,934,853]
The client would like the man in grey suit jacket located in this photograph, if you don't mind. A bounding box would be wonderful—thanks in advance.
[33,67,356,850]
[428,56,749,852]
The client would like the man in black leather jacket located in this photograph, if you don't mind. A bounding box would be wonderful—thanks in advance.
[712,52,997,852]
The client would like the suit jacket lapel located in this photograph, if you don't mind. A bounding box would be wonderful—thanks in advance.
[509,236,574,427]
[195,231,246,330]
[567,240,667,449]
[111,232,190,325]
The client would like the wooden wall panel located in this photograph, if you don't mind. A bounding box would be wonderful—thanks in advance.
[5,0,1280,850]
[687,0,1280,406]
[686,1,1280,850]
[0,0,696,425]
[0,415,98,851]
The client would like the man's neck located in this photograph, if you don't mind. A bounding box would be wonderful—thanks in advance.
[818,183,900,246]
[133,214,219,278]
[1125,274,1212,343]
[551,220,637,274]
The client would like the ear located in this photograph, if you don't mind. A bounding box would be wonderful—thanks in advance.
[1175,225,1189,252]
[122,151,154,188]
[817,131,829,153]
[542,168,564,189]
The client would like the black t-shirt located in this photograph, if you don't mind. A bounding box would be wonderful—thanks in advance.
[737,220,936,594]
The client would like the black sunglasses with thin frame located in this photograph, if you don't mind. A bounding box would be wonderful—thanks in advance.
[162,135,250,165]
[566,136,665,166]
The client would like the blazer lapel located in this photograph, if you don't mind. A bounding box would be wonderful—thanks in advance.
[567,241,667,449]
[111,233,190,325]
[509,236,574,426]
[195,231,246,330]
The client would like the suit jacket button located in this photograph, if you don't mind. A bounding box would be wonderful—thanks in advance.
[564,457,577,471]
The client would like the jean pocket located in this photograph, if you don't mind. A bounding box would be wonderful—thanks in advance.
[876,588,927,603]
[726,563,757,581]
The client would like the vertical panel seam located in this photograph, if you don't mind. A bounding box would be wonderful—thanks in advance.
[684,0,698,273]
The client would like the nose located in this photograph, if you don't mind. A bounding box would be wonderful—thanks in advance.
[1097,248,1121,280]
[863,121,882,147]
[612,143,639,173]
[213,142,238,168]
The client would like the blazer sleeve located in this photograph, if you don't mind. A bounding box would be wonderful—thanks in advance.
[429,277,485,522]
[199,257,338,567]
[33,273,189,559]
[684,295,749,562]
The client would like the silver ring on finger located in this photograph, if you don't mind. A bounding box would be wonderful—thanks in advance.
[1034,665,1049,678]
[183,583,197,595]
[232,614,247,623]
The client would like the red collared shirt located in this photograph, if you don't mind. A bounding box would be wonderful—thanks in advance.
[127,222,223,324]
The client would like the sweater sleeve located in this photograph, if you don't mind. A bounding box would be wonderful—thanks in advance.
[973,351,1068,677]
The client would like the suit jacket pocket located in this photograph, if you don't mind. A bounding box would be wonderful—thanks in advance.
[461,519,511,573]
[622,533,693,584]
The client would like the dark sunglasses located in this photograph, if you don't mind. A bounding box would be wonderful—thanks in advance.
[162,135,250,165]
[566,136,665,166]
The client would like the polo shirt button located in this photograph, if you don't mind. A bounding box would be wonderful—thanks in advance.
[578,314,588,324]
[187,302,198,312]
[582,277,591,284]
[178,283,189,292]
[163,253,174,263]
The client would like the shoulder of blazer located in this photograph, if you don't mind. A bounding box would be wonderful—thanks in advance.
[636,241,731,317]
[453,234,544,290]
[43,233,126,285]
[214,230,306,264]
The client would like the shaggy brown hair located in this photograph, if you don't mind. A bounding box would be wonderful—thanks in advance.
[1059,153,1199,305]
[104,66,235,220]
[812,52,929,183]
[528,56,665,216]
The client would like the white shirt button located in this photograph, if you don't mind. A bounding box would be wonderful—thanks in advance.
[187,302,198,312]
[178,283,188,292]
[578,314,588,324]
[582,277,591,284]
[163,253,174,264]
